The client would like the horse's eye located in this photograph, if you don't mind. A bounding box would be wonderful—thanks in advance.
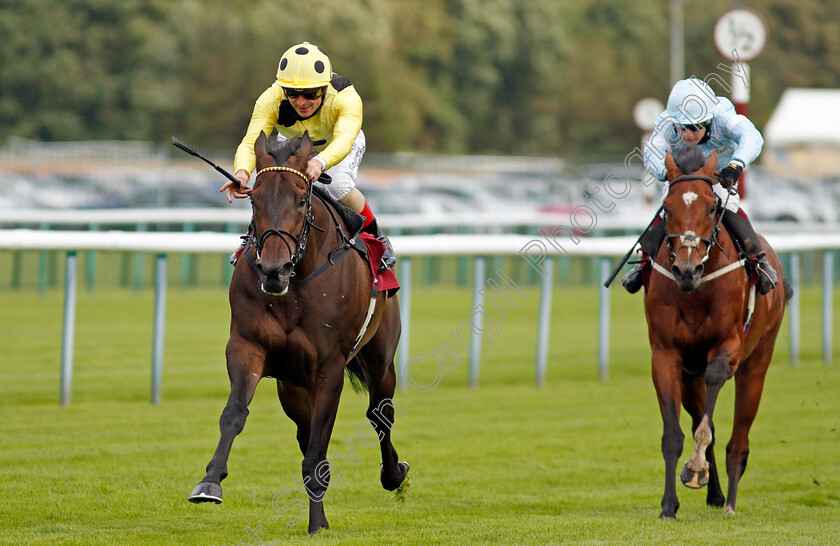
[298,196,306,208]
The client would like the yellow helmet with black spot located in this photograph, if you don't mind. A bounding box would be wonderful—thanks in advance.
[276,42,332,89]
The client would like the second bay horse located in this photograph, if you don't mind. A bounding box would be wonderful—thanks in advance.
[644,144,790,519]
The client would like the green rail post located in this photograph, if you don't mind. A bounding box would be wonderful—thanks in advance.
[38,222,49,294]
[133,223,147,291]
[223,222,239,286]
[11,250,22,288]
[86,223,99,291]
[180,222,196,289]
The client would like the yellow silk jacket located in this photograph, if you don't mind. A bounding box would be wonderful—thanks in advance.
[233,74,363,175]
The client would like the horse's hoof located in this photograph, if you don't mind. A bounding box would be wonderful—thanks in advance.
[380,461,410,491]
[680,463,709,489]
[724,504,735,516]
[189,481,222,504]
[308,519,329,534]
[308,524,329,535]
[707,492,726,507]
[658,512,677,521]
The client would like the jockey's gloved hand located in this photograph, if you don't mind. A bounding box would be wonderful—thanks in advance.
[718,162,743,188]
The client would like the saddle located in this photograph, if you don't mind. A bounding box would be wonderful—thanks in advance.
[312,185,364,237]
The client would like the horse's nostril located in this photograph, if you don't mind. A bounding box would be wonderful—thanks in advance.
[671,264,681,276]
[694,264,704,277]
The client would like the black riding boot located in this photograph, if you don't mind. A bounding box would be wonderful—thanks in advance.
[364,218,396,273]
[722,210,778,295]
[622,220,666,294]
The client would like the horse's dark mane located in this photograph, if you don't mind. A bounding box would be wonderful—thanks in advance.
[674,144,706,175]
[266,133,302,165]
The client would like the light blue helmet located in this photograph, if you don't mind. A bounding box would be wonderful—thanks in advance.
[666,78,719,125]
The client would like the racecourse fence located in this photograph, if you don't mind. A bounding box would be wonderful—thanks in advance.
[0,228,837,406]
[2,207,838,290]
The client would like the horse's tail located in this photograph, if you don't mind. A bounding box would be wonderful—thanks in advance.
[783,276,794,303]
[345,357,369,393]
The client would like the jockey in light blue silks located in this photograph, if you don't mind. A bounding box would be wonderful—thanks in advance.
[622,77,779,295]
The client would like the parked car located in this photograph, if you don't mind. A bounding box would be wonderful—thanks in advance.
[744,171,837,223]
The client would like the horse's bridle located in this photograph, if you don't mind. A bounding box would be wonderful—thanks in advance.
[664,174,726,264]
[250,166,316,268]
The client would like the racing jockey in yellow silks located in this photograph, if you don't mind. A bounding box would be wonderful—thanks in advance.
[221,41,395,272]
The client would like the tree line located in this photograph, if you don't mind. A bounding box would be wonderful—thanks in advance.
[1,0,838,157]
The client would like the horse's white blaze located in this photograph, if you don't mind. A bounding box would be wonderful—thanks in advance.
[682,191,699,206]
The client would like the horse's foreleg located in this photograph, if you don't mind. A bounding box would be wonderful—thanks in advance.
[652,352,684,519]
[301,362,345,534]
[680,356,729,491]
[189,347,262,504]
[725,361,769,516]
[681,372,724,506]
[277,380,312,456]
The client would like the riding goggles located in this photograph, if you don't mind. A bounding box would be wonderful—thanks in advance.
[283,86,326,100]
[678,120,710,132]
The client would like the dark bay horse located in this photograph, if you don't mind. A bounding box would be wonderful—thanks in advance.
[189,131,409,534]
[644,145,790,519]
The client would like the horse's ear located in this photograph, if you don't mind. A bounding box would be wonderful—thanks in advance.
[299,130,313,159]
[664,152,680,180]
[255,131,268,159]
[702,150,718,176]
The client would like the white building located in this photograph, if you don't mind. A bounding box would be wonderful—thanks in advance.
[763,88,840,179]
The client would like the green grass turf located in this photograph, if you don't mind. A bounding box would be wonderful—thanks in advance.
[0,283,838,544]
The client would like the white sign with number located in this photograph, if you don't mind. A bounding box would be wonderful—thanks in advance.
[714,8,768,62]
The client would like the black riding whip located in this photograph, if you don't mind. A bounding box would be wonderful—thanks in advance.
[171,137,243,188]
[171,136,334,186]
[603,204,664,288]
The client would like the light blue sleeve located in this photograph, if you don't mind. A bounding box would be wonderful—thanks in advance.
[643,113,681,181]
[714,99,764,167]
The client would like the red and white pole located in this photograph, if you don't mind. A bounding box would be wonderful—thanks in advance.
[731,62,750,199]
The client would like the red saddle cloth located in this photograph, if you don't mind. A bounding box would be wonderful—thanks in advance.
[358,232,400,297]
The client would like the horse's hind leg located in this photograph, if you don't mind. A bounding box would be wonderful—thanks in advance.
[680,372,725,507]
[363,357,409,491]
[190,347,263,503]
[359,302,409,492]
[725,354,771,516]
